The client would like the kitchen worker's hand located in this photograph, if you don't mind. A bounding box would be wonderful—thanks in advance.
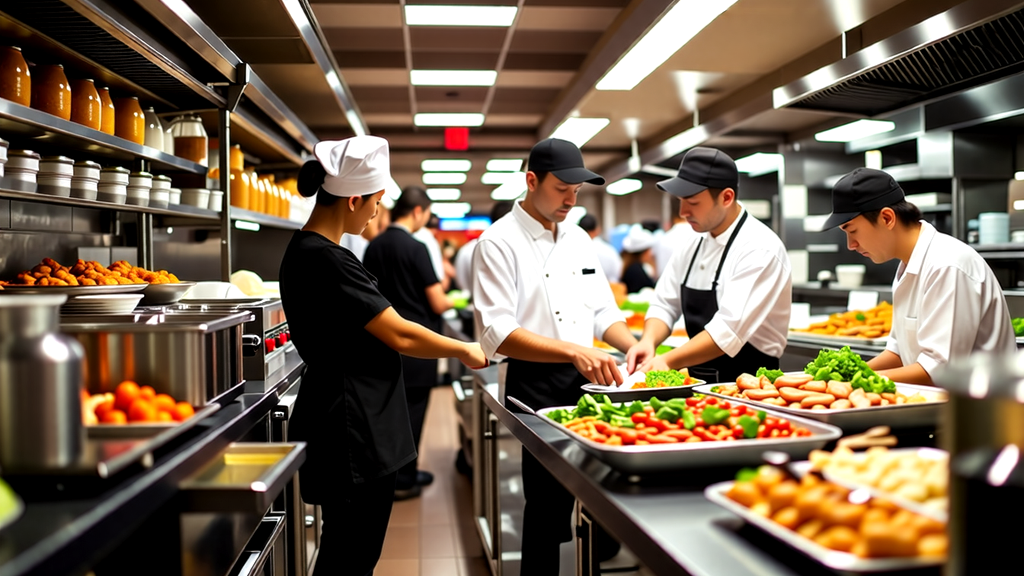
[571,345,623,387]
[637,355,670,374]
[460,343,489,369]
[626,341,655,374]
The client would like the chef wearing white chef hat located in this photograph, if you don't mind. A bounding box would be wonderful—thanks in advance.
[620,225,657,294]
[279,135,487,576]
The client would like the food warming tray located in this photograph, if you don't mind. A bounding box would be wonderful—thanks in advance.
[787,331,889,349]
[692,383,946,433]
[511,397,842,473]
[87,403,220,438]
[704,481,944,574]
[580,380,705,402]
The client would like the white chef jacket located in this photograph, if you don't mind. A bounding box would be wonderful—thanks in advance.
[655,222,698,280]
[648,208,792,358]
[473,201,624,361]
[455,238,478,295]
[340,233,369,262]
[593,236,623,282]
[885,221,1015,376]
[413,226,446,283]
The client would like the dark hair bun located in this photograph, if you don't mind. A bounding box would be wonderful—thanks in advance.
[297,160,327,198]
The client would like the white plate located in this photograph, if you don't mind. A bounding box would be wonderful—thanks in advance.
[2,284,146,296]
[61,294,143,315]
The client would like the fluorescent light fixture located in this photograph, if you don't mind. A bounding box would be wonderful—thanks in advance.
[606,178,642,196]
[422,173,467,185]
[486,158,523,172]
[865,150,883,170]
[734,153,783,177]
[1014,200,1024,211]
[426,188,462,201]
[1015,171,1024,181]
[815,119,896,143]
[596,0,738,91]
[405,5,517,26]
[414,113,485,127]
[421,159,471,172]
[234,220,260,232]
[490,172,528,200]
[481,171,519,185]
[641,164,678,178]
[431,202,472,219]
[567,206,587,224]
[411,70,497,86]
[549,117,610,148]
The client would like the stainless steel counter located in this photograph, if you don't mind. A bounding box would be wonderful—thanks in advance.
[472,370,939,576]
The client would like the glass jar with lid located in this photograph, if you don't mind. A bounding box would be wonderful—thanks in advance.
[167,115,208,166]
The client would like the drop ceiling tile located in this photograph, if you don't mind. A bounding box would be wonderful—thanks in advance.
[484,114,543,127]
[226,39,314,65]
[409,28,506,52]
[416,101,487,113]
[503,53,585,71]
[323,28,405,51]
[496,70,575,88]
[351,86,411,113]
[412,52,500,69]
[311,4,402,28]
[509,30,601,54]
[516,7,620,31]
[523,0,629,7]
[333,51,407,68]
[341,68,409,86]
[490,87,559,114]
[415,86,490,101]
[363,113,415,127]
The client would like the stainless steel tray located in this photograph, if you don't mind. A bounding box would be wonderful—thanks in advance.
[580,380,705,402]
[705,481,944,573]
[2,284,146,295]
[693,382,946,433]
[180,442,306,513]
[787,331,889,349]
[140,282,196,305]
[86,403,220,438]
[519,398,842,473]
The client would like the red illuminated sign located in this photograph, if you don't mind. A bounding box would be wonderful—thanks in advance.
[444,127,469,151]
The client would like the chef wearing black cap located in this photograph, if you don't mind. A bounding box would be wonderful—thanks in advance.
[473,138,637,575]
[820,168,1015,384]
[627,147,792,382]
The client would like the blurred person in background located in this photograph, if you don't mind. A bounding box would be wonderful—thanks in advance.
[363,186,454,500]
[414,211,451,291]
[579,214,623,283]
[654,196,697,280]
[619,226,657,294]
[455,201,515,296]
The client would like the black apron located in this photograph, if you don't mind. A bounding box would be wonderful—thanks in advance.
[503,359,588,412]
[680,212,778,384]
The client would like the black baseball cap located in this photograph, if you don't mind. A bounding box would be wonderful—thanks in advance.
[657,147,738,198]
[528,138,605,185]
[821,168,905,230]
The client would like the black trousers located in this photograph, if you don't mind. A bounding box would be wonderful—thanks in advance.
[396,383,432,489]
[315,472,397,576]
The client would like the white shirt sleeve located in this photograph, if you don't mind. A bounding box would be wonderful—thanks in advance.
[455,240,475,294]
[704,250,791,357]
[647,248,686,331]
[472,239,521,360]
[913,266,981,377]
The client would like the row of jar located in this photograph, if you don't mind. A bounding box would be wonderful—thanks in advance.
[0,146,222,212]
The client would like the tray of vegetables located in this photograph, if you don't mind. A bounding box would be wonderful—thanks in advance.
[516,393,841,473]
[693,347,946,432]
[581,369,704,401]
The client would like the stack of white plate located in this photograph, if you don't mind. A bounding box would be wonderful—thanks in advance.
[60,294,144,315]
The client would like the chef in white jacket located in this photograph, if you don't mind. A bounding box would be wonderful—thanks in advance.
[820,168,1016,385]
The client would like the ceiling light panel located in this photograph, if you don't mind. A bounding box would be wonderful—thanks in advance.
[423,173,468,185]
[431,202,473,218]
[490,172,528,200]
[411,70,498,86]
[414,113,486,127]
[549,117,610,148]
[421,159,472,172]
[596,0,738,91]
[606,178,643,196]
[481,172,519,185]
[426,188,462,201]
[734,153,783,177]
[405,5,518,27]
[486,159,523,172]
[814,119,896,143]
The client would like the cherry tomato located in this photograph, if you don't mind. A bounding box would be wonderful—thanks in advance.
[594,421,610,433]
[706,397,717,405]
[718,400,730,410]
[695,417,705,428]
[777,418,791,431]
[631,412,648,424]
[732,425,745,439]
[730,408,744,417]
[685,397,700,407]
[618,429,638,444]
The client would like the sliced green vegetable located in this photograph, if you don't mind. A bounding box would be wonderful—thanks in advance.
[627,400,645,415]
[649,397,665,411]
[681,410,696,430]
[755,367,784,383]
[736,467,759,482]
[738,415,760,438]
[609,414,636,428]
[701,406,731,425]
[655,406,681,422]
[756,410,767,422]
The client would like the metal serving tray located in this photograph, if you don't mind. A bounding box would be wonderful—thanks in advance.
[180,442,306,513]
[516,398,842,474]
[86,403,220,439]
[704,481,944,574]
[580,380,705,402]
[140,282,196,305]
[692,382,946,433]
[2,284,145,296]
[787,331,889,349]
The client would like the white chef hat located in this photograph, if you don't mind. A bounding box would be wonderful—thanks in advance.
[621,225,655,253]
[313,135,391,198]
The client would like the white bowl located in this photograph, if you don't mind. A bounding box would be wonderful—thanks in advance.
[180,188,210,209]
[835,264,866,288]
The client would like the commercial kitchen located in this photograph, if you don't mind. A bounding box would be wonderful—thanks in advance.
[1,0,1024,575]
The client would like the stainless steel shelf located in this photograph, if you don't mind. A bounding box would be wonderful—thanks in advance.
[230,207,301,231]
[0,99,206,174]
[973,243,1024,259]
[0,182,220,221]
[918,203,953,213]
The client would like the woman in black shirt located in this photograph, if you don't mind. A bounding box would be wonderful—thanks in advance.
[279,136,486,576]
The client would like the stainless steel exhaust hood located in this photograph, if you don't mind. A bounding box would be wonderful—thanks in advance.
[773,0,1024,117]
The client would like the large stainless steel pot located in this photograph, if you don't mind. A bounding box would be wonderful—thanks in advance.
[0,294,84,472]
[61,311,252,405]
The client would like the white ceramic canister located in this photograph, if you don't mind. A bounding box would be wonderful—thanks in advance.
[168,187,181,205]
[71,160,101,200]
[98,166,129,204]
[7,150,40,186]
[143,107,165,151]
[0,138,8,178]
[37,156,75,197]
[126,171,152,207]
[180,188,210,209]
[150,174,171,208]
[209,189,224,212]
